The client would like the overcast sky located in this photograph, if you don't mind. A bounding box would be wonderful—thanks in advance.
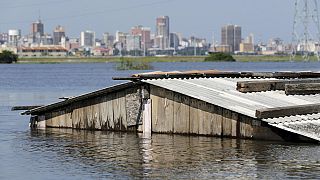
[0,0,295,42]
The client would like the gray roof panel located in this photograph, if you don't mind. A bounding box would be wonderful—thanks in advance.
[144,78,320,118]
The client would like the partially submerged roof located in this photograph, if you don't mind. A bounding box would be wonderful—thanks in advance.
[264,113,320,141]
[22,81,138,115]
[143,77,320,118]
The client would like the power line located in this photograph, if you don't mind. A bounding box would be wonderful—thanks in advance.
[1,0,76,9]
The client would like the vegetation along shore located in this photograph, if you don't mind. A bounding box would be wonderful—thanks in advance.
[16,55,320,64]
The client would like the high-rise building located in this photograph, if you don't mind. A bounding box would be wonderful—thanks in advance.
[53,25,65,45]
[126,34,141,51]
[80,31,95,47]
[31,19,44,43]
[131,25,152,50]
[155,16,169,49]
[115,31,127,50]
[102,32,114,47]
[221,24,242,52]
[170,33,179,49]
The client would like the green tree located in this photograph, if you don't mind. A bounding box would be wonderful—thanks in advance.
[204,52,236,62]
[0,50,18,64]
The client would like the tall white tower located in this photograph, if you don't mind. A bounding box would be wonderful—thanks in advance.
[291,0,320,61]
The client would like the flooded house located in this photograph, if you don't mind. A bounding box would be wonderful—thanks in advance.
[22,70,320,142]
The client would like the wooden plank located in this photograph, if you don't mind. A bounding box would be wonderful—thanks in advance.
[106,93,114,130]
[93,98,101,130]
[222,109,232,137]
[285,83,320,95]
[231,112,238,137]
[13,105,43,111]
[113,92,121,130]
[212,106,222,136]
[190,98,199,134]
[151,86,158,133]
[173,94,190,134]
[237,78,320,93]
[204,103,214,135]
[156,87,166,132]
[240,115,253,138]
[99,96,108,130]
[119,91,127,130]
[199,101,211,135]
[256,103,320,119]
[164,90,174,133]
[151,85,167,133]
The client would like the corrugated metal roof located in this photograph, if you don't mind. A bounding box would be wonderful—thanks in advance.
[143,78,320,118]
[264,113,320,141]
[22,81,139,115]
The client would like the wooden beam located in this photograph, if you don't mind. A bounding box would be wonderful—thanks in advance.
[256,103,320,119]
[237,78,320,93]
[285,83,320,95]
[11,105,43,111]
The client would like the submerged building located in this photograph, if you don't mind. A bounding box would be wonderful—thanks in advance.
[22,71,320,142]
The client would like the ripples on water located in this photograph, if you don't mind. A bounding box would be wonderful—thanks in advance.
[10,129,320,179]
[2,62,320,179]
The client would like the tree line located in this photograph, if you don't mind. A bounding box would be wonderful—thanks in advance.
[0,50,18,64]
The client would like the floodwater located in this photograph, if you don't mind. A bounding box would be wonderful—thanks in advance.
[1,61,320,179]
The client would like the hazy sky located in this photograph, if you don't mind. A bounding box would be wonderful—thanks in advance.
[0,0,295,42]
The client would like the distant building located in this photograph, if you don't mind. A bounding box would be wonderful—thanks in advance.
[155,16,170,49]
[131,25,152,50]
[53,25,65,45]
[126,34,141,51]
[19,46,67,57]
[40,34,53,46]
[102,32,114,47]
[239,33,254,53]
[31,19,44,43]
[67,38,80,50]
[170,33,179,49]
[8,29,21,47]
[239,43,254,53]
[0,33,8,44]
[221,24,241,52]
[215,45,232,53]
[80,31,95,47]
[115,31,127,50]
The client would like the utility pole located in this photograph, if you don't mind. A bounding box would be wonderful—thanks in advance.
[291,0,320,61]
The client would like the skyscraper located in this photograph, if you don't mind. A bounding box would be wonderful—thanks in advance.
[221,24,242,52]
[53,25,65,45]
[131,25,152,50]
[80,30,95,47]
[155,16,169,49]
[31,19,44,43]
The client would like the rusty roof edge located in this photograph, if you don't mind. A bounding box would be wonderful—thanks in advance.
[22,81,140,115]
[113,71,320,81]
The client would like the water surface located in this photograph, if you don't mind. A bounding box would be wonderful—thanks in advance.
[1,62,320,179]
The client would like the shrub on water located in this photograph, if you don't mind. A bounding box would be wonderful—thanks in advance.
[204,52,235,62]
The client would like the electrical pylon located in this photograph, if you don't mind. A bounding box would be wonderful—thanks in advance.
[291,0,320,61]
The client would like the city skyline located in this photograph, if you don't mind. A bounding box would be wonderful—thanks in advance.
[0,0,295,42]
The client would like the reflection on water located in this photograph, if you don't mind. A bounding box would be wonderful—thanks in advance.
[13,129,320,179]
